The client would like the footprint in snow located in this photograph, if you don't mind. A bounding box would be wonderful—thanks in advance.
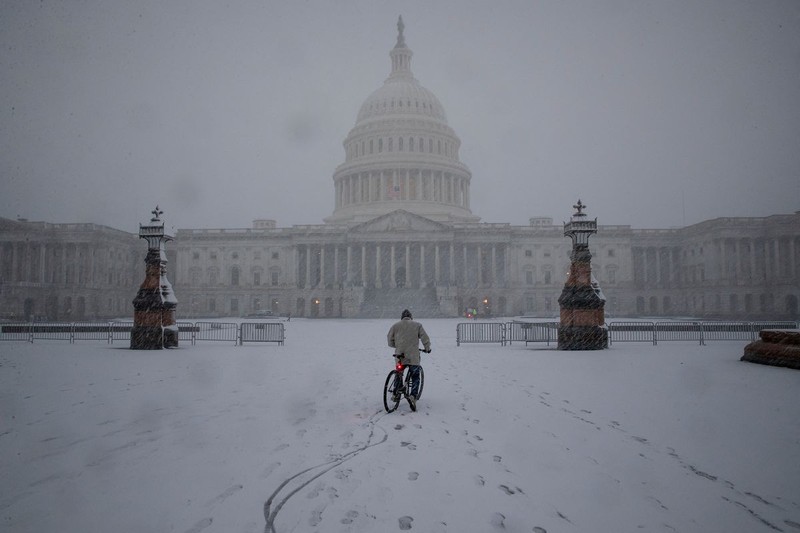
[408,472,419,481]
[341,510,358,524]
[490,512,505,529]
[493,455,502,463]
[398,515,414,530]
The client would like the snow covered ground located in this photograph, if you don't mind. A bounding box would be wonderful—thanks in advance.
[2,318,799,533]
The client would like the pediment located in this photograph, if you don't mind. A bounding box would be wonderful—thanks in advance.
[349,210,450,234]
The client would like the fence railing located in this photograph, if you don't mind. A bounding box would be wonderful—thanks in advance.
[507,321,559,345]
[455,320,799,347]
[1,321,285,346]
[456,322,507,346]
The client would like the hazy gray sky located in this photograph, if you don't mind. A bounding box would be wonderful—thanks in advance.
[2,0,798,232]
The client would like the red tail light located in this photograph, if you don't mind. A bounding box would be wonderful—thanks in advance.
[396,363,404,371]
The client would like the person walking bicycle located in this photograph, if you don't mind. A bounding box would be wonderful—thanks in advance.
[387,309,431,411]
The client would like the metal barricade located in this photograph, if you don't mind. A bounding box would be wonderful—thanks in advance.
[31,322,73,342]
[655,321,702,344]
[240,322,285,345]
[507,321,558,345]
[701,321,755,343]
[109,322,134,343]
[608,322,656,345]
[195,322,239,345]
[751,321,798,337]
[177,321,198,344]
[456,322,506,346]
[73,322,113,343]
[0,322,33,342]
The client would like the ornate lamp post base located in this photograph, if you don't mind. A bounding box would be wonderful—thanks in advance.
[131,207,178,350]
[557,200,608,351]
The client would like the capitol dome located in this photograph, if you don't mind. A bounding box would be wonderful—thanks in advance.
[325,17,479,225]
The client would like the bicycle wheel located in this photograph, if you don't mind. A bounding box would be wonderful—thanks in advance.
[383,371,401,413]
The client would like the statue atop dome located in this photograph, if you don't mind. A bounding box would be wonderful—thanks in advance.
[395,15,406,48]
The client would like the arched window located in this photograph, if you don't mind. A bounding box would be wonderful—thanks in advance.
[409,137,414,152]
[388,137,393,152]
[428,138,433,153]
[369,139,373,154]
[231,266,240,286]
[399,137,403,151]
[378,138,383,152]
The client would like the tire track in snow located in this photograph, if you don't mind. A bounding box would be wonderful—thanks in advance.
[263,408,389,533]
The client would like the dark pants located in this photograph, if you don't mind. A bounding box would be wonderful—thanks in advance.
[405,364,422,398]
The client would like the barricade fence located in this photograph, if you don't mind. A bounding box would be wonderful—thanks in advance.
[456,320,799,347]
[0,321,285,346]
[240,322,285,345]
[507,321,559,345]
[456,322,507,346]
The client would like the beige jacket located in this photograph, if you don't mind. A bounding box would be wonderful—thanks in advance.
[387,317,431,365]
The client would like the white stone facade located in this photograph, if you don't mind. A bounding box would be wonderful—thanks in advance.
[1,20,798,321]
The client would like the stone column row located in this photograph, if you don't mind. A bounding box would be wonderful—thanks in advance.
[335,169,469,209]
[297,242,506,289]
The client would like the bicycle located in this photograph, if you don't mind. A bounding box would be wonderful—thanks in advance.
[383,351,428,413]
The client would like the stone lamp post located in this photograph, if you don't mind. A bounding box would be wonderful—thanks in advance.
[557,200,608,350]
[131,206,178,349]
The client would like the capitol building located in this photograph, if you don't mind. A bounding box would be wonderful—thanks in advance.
[1,19,798,321]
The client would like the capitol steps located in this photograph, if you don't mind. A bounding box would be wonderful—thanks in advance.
[358,287,442,318]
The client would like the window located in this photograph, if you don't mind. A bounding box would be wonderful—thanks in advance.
[525,271,534,285]
[388,138,393,152]
[608,249,615,258]
[254,251,261,260]
[409,137,413,152]
[544,270,552,284]
[210,251,217,260]
[378,138,383,152]
[399,137,403,151]
[253,272,261,286]
[271,272,279,286]
[525,250,532,257]
[230,298,239,314]
[232,251,238,260]
[231,266,240,286]
[272,251,279,260]
[192,252,200,260]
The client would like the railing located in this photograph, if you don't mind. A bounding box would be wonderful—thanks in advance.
[456,322,507,346]
[0,321,286,346]
[608,321,656,345]
[454,320,799,347]
[240,322,285,345]
[507,321,559,345]
[195,322,240,345]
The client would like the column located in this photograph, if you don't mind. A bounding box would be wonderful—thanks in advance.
[320,246,326,288]
[334,246,339,286]
[346,245,352,285]
[305,245,311,288]
[361,244,367,287]
[491,245,497,287]
[420,243,426,288]
[462,244,468,287]
[376,244,382,288]
[390,244,396,287]
[449,242,455,285]
[434,244,441,286]
[405,243,411,287]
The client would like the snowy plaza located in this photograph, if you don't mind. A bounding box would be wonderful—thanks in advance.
[2,318,799,532]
